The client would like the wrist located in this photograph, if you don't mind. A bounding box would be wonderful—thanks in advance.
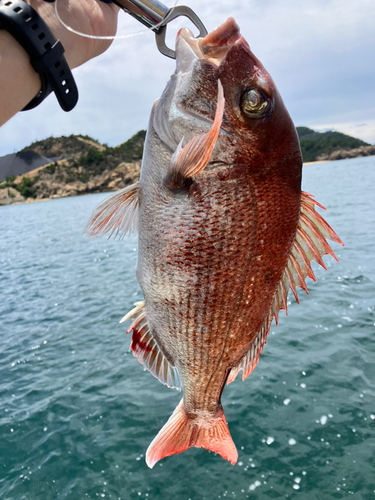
[0,0,79,116]
[27,0,85,69]
[0,29,41,123]
[27,0,118,69]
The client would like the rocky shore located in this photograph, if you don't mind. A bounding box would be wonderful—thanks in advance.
[317,145,375,161]
[0,160,141,206]
[0,131,145,206]
[1,128,374,207]
[0,186,25,205]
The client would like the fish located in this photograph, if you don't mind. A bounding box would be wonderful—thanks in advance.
[85,17,343,468]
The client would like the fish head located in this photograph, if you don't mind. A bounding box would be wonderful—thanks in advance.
[153,17,302,181]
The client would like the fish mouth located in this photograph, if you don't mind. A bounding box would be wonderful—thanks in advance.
[153,19,242,152]
[173,18,243,131]
[176,17,242,71]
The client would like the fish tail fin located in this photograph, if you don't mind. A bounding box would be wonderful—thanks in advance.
[145,399,238,468]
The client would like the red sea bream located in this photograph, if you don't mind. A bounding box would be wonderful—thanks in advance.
[86,18,343,468]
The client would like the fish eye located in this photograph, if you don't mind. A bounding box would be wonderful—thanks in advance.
[240,88,271,118]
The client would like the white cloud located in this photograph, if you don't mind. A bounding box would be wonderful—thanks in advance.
[311,119,375,145]
[0,0,374,155]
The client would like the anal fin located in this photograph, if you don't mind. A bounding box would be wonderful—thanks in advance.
[124,302,181,391]
[119,301,145,324]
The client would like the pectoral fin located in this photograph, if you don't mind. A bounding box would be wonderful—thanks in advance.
[165,80,225,189]
[84,182,139,239]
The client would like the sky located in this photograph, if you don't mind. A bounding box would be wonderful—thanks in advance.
[0,0,374,156]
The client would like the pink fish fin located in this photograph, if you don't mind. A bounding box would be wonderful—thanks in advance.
[84,181,139,239]
[146,399,238,468]
[165,80,224,188]
[123,302,180,390]
[227,313,272,384]
[228,193,343,386]
[282,191,344,306]
[227,364,241,384]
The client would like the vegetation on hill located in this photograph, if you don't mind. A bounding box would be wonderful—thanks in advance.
[21,134,104,159]
[51,130,146,184]
[0,131,147,202]
[1,126,374,205]
[296,127,370,162]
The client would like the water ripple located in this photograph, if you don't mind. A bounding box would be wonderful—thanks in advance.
[0,157,375,499]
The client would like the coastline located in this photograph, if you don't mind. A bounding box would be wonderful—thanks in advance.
[302,160,328,166]
[1,154,374,207]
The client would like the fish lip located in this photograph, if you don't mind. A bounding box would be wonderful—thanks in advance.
[154,19,240,151]
[177,17,242,69]
[170,19,244,131]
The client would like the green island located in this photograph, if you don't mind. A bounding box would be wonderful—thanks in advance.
[0,127,374,206]
[296,127,371,162]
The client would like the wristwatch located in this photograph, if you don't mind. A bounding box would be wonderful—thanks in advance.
[0,0,78,111]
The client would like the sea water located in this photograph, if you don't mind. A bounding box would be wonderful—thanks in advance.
[0,156,374,499]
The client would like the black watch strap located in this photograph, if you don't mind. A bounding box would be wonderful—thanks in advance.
[0,0,78,111]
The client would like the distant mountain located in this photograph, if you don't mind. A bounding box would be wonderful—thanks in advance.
[20,134,104,159]
[0,135,107,182]
[296,127,371,162]
[0,151,51,181]
[0,131,146,205]
[0,127,374,206]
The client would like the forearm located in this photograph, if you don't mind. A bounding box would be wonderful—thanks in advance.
[0,0,117,127]
[0,0,79,127]
[0,30,42,126]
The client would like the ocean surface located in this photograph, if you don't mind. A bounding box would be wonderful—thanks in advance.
[0,156,374,500]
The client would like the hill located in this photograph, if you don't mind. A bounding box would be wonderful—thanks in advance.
[0,150,51,181]
[0,127,374,206]
[0,135,107,183]
[296,127,371,162]
[0,131,146,205]
[20,134,105,159]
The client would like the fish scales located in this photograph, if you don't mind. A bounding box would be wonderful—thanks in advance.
[86,17,343,468]
[138,133,259,403]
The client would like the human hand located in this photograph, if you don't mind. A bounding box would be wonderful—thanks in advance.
[0,0,119,125]
[28,0,119,69]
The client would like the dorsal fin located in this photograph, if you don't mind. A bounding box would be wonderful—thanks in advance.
[84,182,139,239]
[123,302,181,391]
[227,313,272,384]
[228,191,343,384]
[272,191,344,323]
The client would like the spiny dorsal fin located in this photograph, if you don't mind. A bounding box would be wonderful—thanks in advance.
[272,191,344,324]
[124,302,181,391]
[165,80,224,189]
[228,192,343,384]
[84,182,139,239]
[227,313,272,384]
